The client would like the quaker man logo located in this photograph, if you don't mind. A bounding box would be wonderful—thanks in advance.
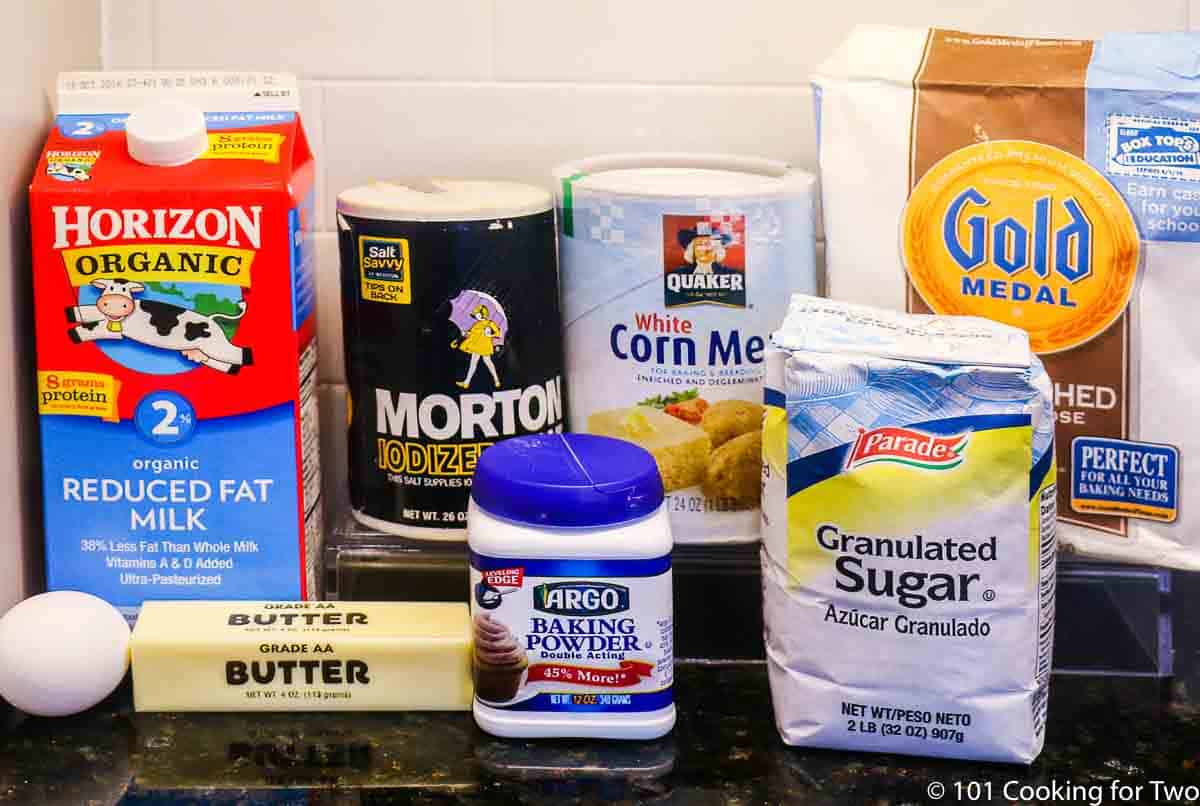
[846,426,969,472]
[449,289,508,389]
[663,214,747,308]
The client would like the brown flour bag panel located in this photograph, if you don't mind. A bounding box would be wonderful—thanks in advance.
[815,27,1200,568]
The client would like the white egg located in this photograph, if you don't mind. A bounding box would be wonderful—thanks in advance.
[0,591,130,717]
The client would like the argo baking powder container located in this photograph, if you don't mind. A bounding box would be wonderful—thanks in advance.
[336,179,566,540]
[468,433,675,740]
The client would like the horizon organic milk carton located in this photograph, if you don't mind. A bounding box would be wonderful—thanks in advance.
[815,28,1200,569]
[30,73,321,619]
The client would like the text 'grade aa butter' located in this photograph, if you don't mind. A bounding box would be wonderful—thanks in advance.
[31,72,323,618]
[131,601,472,711]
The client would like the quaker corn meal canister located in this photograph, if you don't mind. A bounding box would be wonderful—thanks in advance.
[555,154,817,544]
[337,180,565,540]
[468,433,674,740]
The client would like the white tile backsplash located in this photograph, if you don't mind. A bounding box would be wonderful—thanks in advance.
[314,232,344,384]
[494,0,1185,85]
[493,1,817,86]
[320,81,815,231]
[300,81,326,234]
[100,0,153,67]
[146,0,495,79]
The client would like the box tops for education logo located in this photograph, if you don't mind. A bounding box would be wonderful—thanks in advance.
[1107,115,1200,182]
[663,214,746,308]
[846,426,969,472]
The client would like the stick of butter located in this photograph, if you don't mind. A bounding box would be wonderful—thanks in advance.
[132,601,472,712]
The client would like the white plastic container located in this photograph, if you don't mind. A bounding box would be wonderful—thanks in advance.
[468,433,675,740]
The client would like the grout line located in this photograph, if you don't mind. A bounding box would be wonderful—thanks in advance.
[307,228,827,242]
[148,0,157,67]
[99,0,110,68]
[487,0,498,80]
[295,77,813,92]
[309,82,328,238]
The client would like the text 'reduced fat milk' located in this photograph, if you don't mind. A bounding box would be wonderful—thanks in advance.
[30,73,321,619]
[814,28,1200,569]
[762,296,1056,762]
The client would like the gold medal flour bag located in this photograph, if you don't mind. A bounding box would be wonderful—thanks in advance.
[762,296,1056,762]
[814,27,1200,568]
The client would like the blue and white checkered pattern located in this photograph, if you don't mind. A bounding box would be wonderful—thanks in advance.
[582,200,627,245]
[786,356,1054,462]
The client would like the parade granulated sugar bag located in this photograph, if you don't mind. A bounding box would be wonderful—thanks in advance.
[762,296,1055,762]
[814,27,1200,568]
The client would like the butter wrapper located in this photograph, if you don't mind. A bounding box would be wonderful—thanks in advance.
[132,601,472,712]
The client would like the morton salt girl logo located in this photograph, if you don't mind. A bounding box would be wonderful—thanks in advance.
[902,140,1140,353]
[449,290,508,389]
[846,427,970,472]
[663,214,746,308]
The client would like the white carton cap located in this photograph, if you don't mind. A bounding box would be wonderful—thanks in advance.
[125,101,208,166]
[337,179,553,223]
[553,153,813,198]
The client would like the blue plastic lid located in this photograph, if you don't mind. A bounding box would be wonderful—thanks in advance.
[471,434,665,528]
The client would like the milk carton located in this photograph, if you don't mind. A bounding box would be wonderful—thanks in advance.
[30,73,321,619]
[762,296,1056,762]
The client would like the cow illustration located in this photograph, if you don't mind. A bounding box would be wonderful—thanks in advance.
[67,277,253,374]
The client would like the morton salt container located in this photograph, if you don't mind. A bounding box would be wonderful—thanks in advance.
[554,154,816,544]
[468,433,675,740]
[336,180,565,540]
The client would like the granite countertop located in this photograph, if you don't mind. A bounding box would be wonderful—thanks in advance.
[1,664,1198,805]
